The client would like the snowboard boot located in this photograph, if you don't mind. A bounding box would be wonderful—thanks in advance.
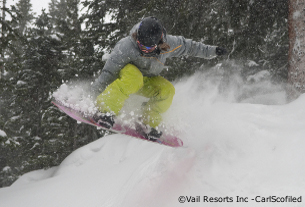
[93,112,115,129]
[135,121,162,142]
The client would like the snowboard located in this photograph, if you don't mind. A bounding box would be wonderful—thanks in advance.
[52,100,183,147]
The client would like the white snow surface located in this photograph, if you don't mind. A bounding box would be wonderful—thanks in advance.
[1,70,305,207]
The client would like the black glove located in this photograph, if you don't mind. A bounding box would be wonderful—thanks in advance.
[216,47,227,56]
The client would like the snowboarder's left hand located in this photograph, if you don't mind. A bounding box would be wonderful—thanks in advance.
[216,47,227,56]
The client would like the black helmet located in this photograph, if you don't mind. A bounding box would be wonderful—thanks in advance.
[137,16,164,47]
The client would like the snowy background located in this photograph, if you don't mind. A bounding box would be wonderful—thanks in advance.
[0,64,304,207]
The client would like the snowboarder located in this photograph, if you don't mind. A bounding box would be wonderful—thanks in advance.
[91,16,227,141]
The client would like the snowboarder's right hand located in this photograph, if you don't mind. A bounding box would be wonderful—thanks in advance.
[216,47,227,56]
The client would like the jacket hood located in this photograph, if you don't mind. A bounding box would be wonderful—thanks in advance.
[129,22,140,47]
[130,22,141,36]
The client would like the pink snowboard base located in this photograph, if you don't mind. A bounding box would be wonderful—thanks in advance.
[52,101,183,147]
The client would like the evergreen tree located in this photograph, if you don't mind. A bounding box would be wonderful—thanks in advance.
[7,0,35,75]
[15,0,34,34]
[0,0,25,187]
[4,10,63,170]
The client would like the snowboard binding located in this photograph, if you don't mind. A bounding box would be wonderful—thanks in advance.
[93,112,115,129]
[135,121,162,142]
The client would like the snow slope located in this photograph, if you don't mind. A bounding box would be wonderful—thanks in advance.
[1,69,305,207]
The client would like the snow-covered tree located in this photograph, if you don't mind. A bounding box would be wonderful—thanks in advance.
[15,0,34,34]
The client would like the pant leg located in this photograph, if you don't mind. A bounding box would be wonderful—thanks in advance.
[137,76,175,128]
[96,64,143,114]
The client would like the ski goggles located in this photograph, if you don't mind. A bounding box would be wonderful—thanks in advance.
[136,40,158,54]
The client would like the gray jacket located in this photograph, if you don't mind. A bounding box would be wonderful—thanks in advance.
[92,23,217,95]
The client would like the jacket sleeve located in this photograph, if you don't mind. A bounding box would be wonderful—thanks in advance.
[164,35,217,59]
[91,38,136,96]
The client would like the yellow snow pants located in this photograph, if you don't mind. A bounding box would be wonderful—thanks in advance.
[96,64,175,128]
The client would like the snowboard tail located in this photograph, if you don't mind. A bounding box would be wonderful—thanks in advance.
[52,100,183,147]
